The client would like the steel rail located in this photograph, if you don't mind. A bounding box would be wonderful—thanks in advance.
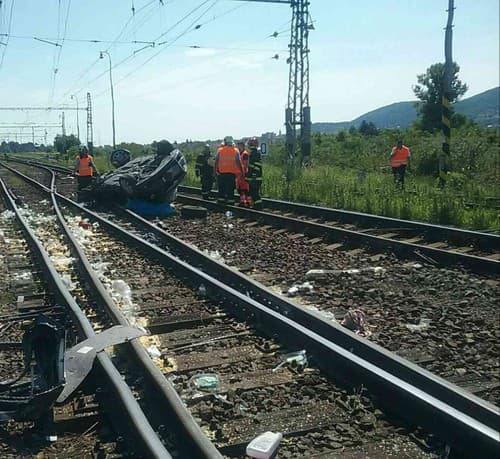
[0,176,172,459]
[179,184,500,251]
[2,162,499,457]
[4,159,499,420]
[176,192,499,275]
[0,163,221,459]
[47,172,221,458]
[118,206,500,425]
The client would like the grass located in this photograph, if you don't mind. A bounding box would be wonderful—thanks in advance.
[16,125,500,231]
[185,161,499,232]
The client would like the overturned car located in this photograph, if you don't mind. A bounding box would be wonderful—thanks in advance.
[89,140,187,207]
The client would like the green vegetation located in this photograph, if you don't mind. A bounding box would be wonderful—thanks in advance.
[23,125,498,231]
[183,125,499,231]
[413,62,468,131]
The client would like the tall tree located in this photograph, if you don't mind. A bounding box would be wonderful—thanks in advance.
[413,62,467,131]
[53,134,80,155]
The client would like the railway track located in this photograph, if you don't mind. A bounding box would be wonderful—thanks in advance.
[176,186,500,275]
[0,159,498,457]
[0,175,154,457]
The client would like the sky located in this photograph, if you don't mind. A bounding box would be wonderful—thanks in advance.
[0,0,498,145]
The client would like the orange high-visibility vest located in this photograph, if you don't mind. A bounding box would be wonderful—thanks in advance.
[217,146,240,174]
[391,146,410,167]
[76,155,94,176]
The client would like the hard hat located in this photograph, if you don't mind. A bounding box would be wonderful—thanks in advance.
[223,136,234,145]
[79,144,88,151]
[247,137,259,148]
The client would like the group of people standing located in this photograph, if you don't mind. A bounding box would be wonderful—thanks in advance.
[195,136,262,209]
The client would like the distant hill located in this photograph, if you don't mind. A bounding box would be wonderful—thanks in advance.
[313,87,499,133]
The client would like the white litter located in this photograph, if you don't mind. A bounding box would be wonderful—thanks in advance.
[405,318,431,332]
[0,210,15,221]
[61,274,77,291]
[246,432,283,459]
[273,350,308,372]
[202,249,225,264]
[198,284,207,297]
[146,346,162,359]
[287,281,313,297]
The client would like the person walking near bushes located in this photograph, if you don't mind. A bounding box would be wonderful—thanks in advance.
[390,139,411,190]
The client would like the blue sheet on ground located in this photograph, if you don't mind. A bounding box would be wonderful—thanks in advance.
[127,199,176,218]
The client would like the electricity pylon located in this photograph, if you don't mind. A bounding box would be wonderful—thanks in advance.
[234,0,313,164]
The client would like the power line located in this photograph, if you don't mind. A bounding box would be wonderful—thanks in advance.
[49,0,72,104]
[66,0,218,98]
[0,0,15,73]
[56,0,160,102]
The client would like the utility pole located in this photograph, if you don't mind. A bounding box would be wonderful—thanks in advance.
[100,51,116,148]
[440,0,454,187]
[61,112,66,136]
[86,92,94,153]
[233,0,312,165]
[71,94,80,142]
[285,0,312,165]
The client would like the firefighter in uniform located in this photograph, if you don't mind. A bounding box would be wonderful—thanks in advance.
[215,136,243,204]
[390,139,411,190]
[236,141,251,207]
[247,137,262,209]
[74,145,98,191]
[195,144,215,200]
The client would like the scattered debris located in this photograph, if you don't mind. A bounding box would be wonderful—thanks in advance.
[202,249,225,264]
[190,373,220,392]
[0,209,15,221]
[341,310,371,337]
[305,266,386,281]
[246,431,283,459]
[287,281,313,297]
[405,318,431,332]
[273,350,308,372]
[146,345,162,360]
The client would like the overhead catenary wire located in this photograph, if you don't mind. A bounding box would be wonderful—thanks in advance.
[0,0,15,73]
[56,0,161,103]
[49,0,72,104]
[93,0,251,96]
[65,0,219,99]
[92,9,289,100]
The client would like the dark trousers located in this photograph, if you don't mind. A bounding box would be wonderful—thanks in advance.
[77,175,93,190]
[392,165,406,189]
[200,175,214,199]
[249,179,262,209]
[217,173,236,204]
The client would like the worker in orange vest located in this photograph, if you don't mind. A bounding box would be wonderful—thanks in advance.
[236,141,251,207]
[390,139,411,190]
[74,145,98,191]
[215,136,244,204]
